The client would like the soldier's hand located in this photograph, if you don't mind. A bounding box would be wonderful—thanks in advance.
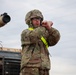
[42,21,53,30]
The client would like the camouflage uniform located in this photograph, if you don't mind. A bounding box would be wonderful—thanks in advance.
[20,9,60,75]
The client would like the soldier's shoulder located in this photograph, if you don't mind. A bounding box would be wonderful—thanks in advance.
[21,29,28,35]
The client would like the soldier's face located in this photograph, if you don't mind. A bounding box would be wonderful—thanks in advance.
[31,17,41,27]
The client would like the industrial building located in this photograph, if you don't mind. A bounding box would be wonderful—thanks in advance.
[0,47,21,75]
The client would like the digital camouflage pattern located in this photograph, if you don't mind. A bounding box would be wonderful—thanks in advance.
[20,67,49,75]
[20,9,60,75]
[21,26,60,70]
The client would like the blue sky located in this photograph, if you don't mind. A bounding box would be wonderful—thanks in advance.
[0,0,76,75]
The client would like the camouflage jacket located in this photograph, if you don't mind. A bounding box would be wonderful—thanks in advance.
[21,26,60,70]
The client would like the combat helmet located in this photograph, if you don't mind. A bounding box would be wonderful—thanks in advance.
[25,9,44,25]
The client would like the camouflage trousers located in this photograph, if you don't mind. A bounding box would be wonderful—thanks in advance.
[20,67,49,75]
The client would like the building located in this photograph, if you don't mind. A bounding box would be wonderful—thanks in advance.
[0,47,21,75]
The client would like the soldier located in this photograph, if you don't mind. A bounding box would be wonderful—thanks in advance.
[20,9,60,75]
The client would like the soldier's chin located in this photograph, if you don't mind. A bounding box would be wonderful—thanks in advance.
[34,25,40,28]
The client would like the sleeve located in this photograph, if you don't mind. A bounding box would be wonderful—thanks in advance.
[21,28,41,45]
[29,27,46,44]
[21,29,31,46]
[28,28,41,44]
[47,27,60,46]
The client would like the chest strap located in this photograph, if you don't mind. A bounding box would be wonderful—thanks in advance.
[28,28,48,48]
